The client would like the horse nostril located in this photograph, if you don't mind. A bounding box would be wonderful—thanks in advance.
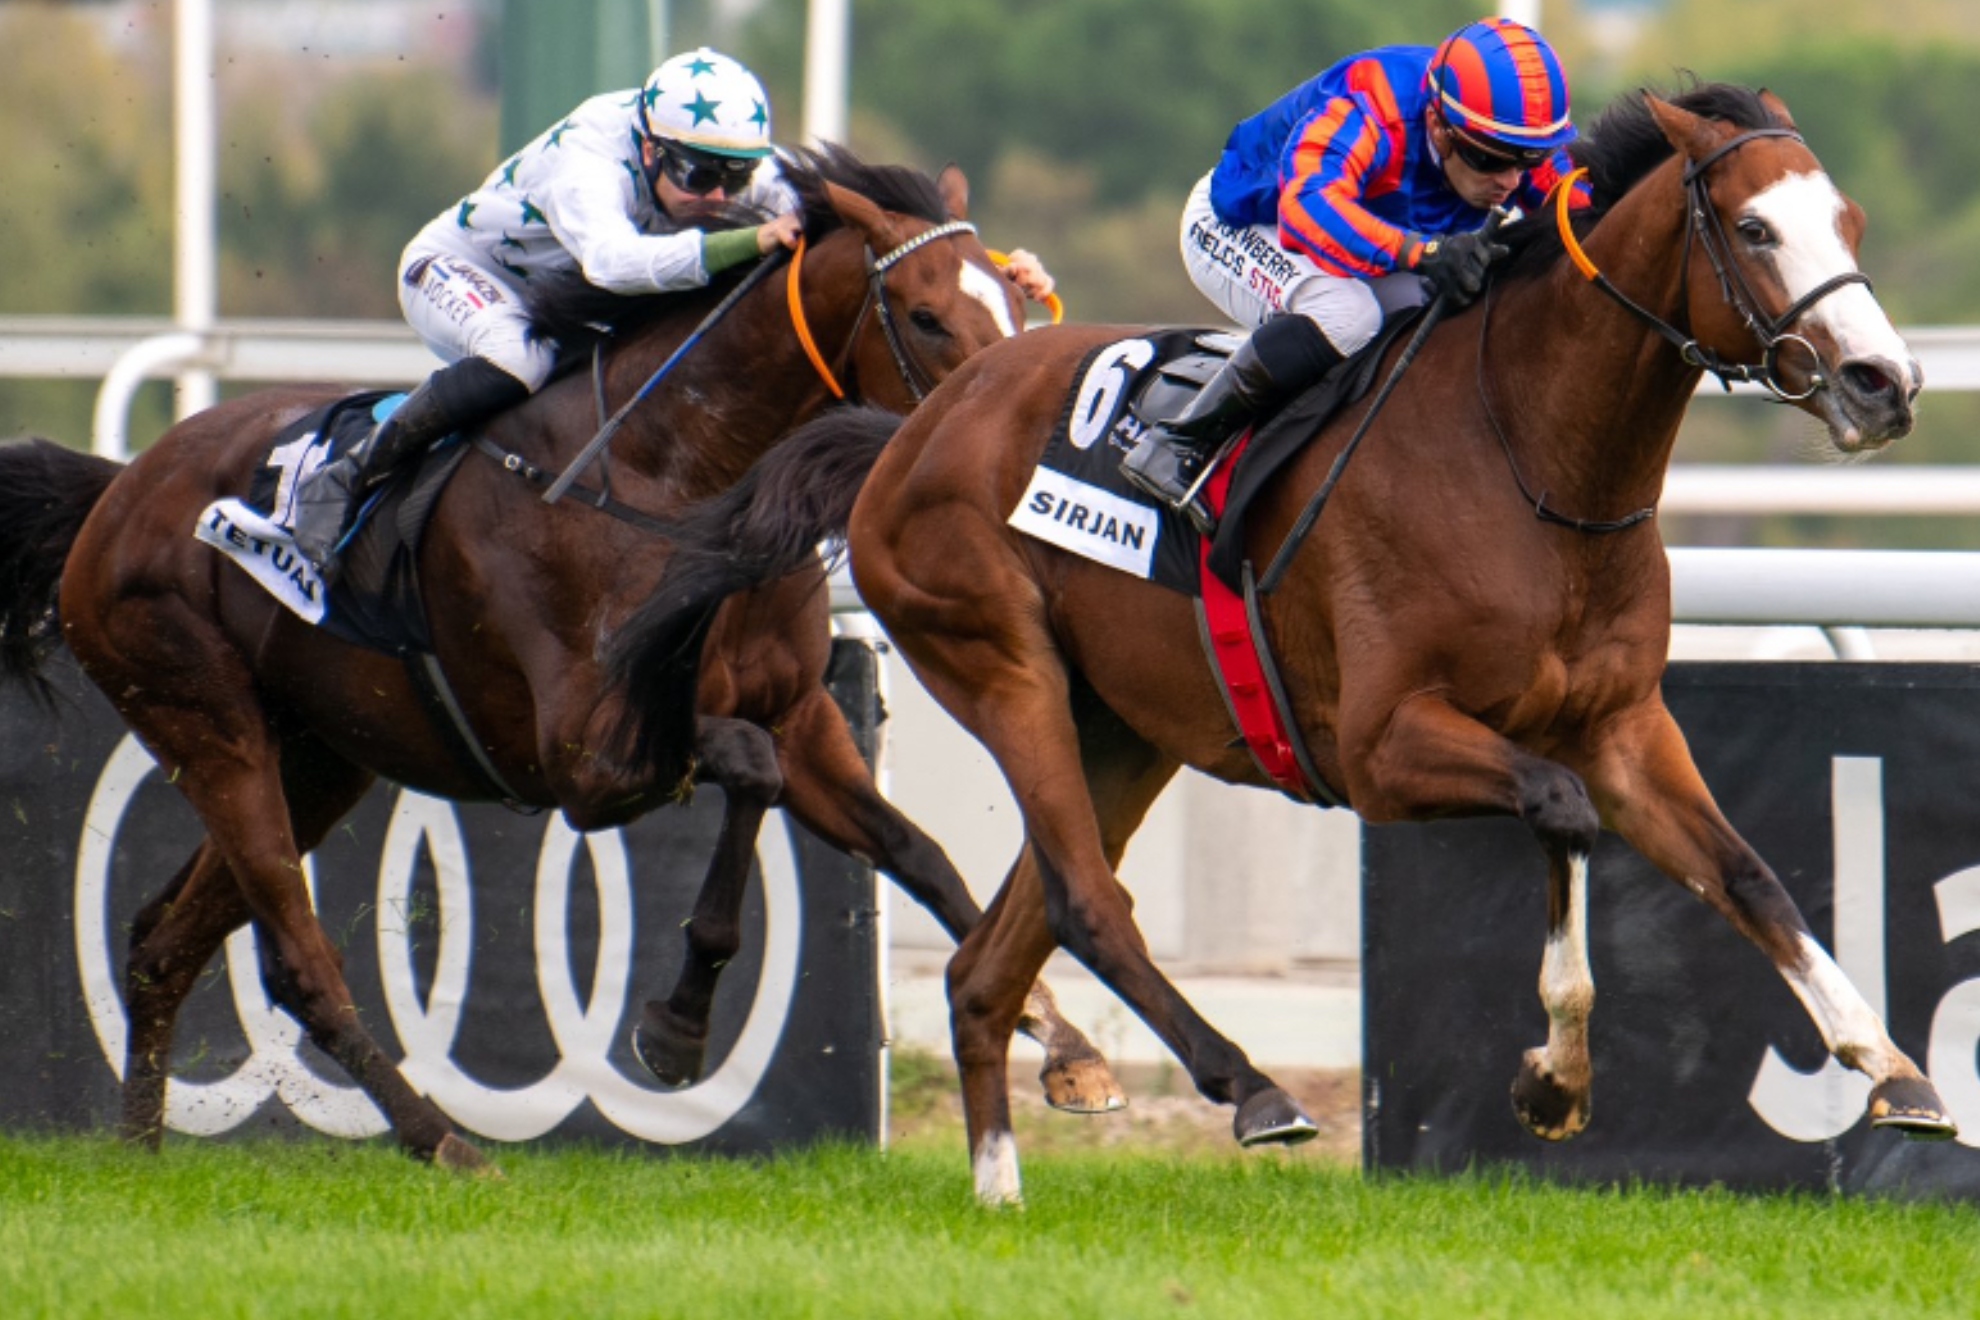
[1840,360,1898,403]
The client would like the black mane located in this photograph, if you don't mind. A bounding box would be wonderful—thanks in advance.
[1499,79,1789,278]
[528,143,951,347]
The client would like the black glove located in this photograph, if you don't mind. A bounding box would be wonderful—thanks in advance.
[1412,227,1510,307]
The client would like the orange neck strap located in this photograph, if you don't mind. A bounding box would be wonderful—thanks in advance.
[1555,167,1600,281]
[786,235,847,400]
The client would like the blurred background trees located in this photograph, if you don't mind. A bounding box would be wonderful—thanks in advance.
[7,0,1980,545]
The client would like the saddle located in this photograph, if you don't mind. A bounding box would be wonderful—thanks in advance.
[1016,311,1423,596]
[240,392,471,654]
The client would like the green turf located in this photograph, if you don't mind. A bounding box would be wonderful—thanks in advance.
[3,1132,1978,1319]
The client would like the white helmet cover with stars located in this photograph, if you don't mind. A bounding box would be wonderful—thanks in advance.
[640,47,773,158]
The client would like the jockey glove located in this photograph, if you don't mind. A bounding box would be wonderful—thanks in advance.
[1412,227,1510,308]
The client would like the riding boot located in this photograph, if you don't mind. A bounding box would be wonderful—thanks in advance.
[1120,316,1345,535]
[290,357,528,581]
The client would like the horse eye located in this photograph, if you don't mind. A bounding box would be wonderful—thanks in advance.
[1736,217,1775,246]
[909,308,948,337]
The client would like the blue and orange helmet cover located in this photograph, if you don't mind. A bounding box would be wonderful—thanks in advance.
[1428,18,1576,153]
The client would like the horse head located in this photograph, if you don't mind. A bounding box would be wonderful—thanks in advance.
[791,150,1026,413]
[1646,91,1920,452]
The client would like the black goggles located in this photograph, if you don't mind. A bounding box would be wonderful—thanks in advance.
[655,141,760,196]
[1444,123,1551,175]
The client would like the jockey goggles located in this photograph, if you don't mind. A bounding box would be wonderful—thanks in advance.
[1442,118,1552,175]
[655,140,760,196]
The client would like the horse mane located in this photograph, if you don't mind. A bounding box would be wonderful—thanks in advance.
[1499,78,1790,279]
[528,143,952,348]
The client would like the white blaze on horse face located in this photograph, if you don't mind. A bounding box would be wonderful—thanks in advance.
[958,260,1020,339]
[1747,172,1914,387]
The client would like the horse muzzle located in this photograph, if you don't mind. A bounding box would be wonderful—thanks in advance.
[1821,350,1919,451]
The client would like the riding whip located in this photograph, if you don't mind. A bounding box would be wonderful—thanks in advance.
[542,248,791,506]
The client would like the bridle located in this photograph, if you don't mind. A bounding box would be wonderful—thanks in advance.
[1555,126,1871,402]
[787,219,986,405]
[532,216,991,512]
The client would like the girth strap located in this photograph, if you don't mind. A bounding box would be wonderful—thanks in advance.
[401,648,540,813]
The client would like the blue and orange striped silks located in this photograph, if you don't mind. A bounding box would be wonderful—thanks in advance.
[1208,40,1589,282]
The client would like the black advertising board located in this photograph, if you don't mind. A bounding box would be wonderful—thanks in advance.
[0,643,881,1154]
[1366,662,1980,1196]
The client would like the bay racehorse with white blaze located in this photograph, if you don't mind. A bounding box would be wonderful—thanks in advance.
[0,145,1119,1171]
[632,85,1955,1202]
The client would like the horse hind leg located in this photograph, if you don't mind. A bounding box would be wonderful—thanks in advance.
[121,841,250,1149]
[121,734,365,1147]
[632,715,782,1088]
[768,685,1123,1114]
[117,684,482,1169]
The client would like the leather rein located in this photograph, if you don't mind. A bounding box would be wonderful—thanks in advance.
[1477,126,1874,536]
[493,219,990,529]
[1554,127,1870,401]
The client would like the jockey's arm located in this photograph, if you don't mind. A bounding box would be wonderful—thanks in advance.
[541,149,721,293]
[1274,98,1416,280]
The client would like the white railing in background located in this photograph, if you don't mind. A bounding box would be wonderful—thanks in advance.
[5,315,1977,490]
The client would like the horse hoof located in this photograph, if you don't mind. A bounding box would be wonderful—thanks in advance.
[631,1003,707,1089]
[1511,1049,1590,1142]
[433,1133,501,1178]
[1039,1054,1127,1115]
[1869,1076,1959,1141]
[1234,1088,1319,1147]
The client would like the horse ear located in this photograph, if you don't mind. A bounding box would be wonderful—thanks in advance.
[937,163,970,221]
[822,179,906,252]
[1645,93,1725,163]
[1757,88,1798,129]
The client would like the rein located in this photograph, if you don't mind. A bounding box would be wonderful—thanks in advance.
[531,216,992,518]
[1552,127,1871,401]
[1474,281,1655,535]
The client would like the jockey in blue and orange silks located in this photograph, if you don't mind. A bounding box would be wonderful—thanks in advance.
[1122,17,1594,530]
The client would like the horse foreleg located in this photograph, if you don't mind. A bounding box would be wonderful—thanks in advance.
[633,715,782,1087]
[1590,704,1954,1139]
[1352,693,1602,1140]
[121,842,250,1149]
[770,685,1124,1114]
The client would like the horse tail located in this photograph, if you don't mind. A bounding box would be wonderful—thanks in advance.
[605,404,906,779]
[0,439,121,697]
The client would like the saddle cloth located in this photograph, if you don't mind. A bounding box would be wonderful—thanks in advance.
[1010,311,1421,595]
[194,391,468,654]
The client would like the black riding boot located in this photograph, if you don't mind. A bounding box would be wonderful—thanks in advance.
[291,357,528,580]
[1120,315,1345,534]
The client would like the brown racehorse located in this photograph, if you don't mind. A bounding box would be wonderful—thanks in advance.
[636,86,1955,1202]
[0,146,1117,1170]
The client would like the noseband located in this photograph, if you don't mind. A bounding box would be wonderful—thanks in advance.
[788,220,984,404]
[1557,127,1871,401]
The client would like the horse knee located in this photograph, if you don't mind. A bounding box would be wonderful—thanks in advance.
[946,959,1027,1065]
[696,721,783,804]
[1517,764,1599,856]
[682,911,742,969]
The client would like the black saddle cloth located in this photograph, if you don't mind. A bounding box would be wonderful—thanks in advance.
[250,392,469,654]
[1029,312,1425,596]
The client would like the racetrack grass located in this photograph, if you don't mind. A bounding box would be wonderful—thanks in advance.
[5,1129,1980,1320]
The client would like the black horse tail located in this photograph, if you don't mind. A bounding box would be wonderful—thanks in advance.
[605,404,906,781]
[0,439,121,699]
